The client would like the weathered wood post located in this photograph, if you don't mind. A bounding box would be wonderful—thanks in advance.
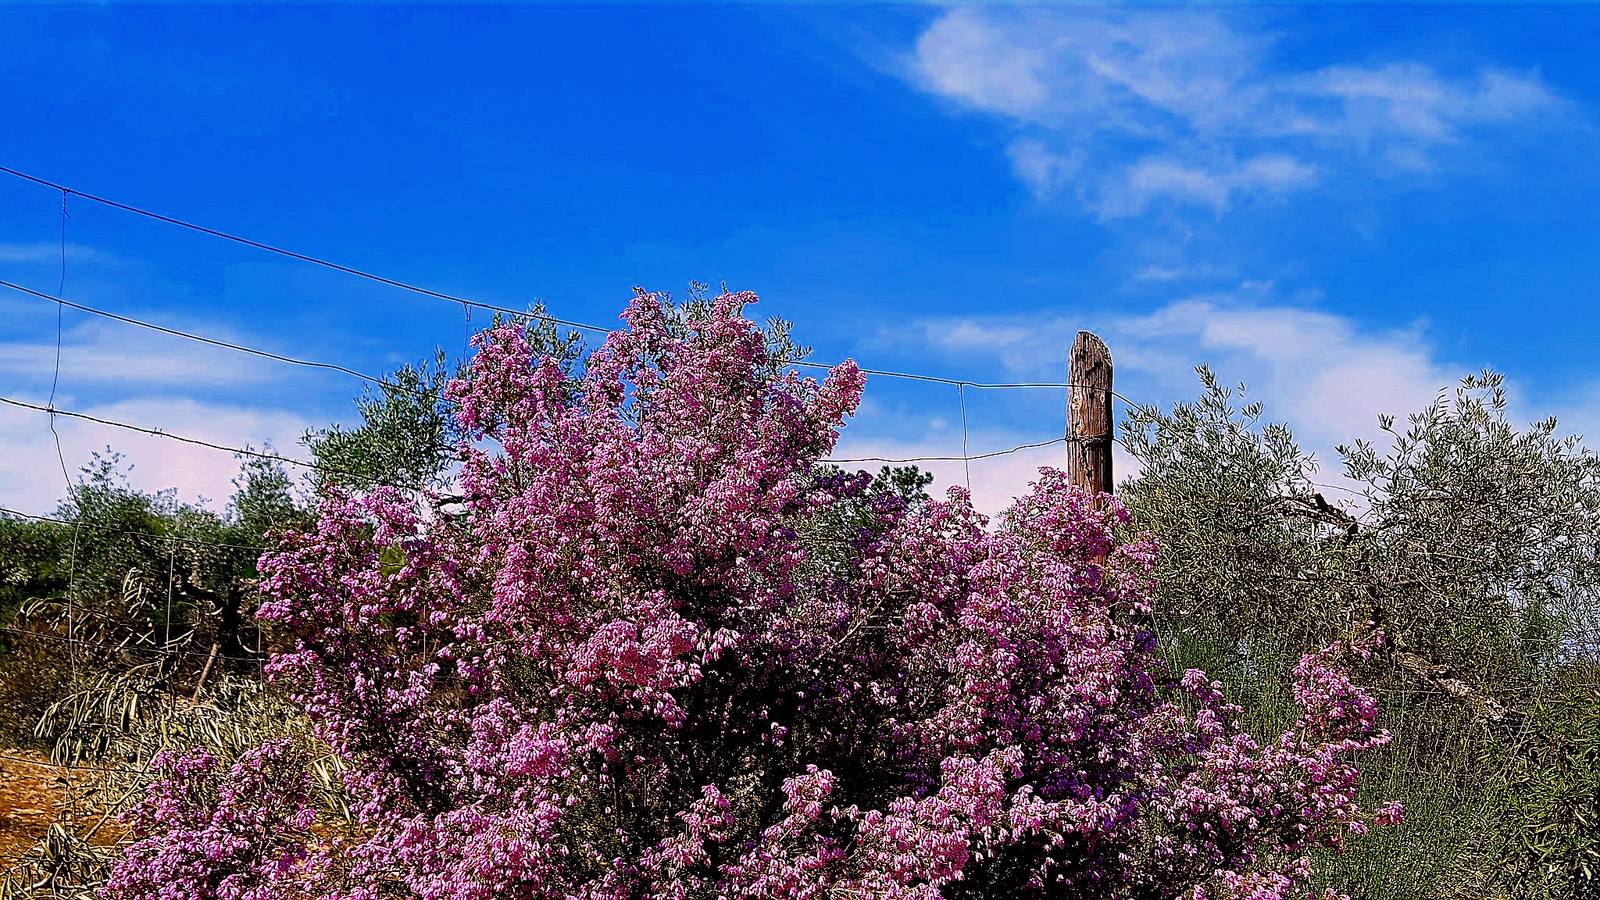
[1067,331,1113,501]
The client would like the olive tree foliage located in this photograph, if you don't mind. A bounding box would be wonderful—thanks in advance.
[302,306,589,497]
[303,352,460,494]
[1118,367,1600,899]
[2,332,492,749]
[1341,376,1600,674]
[0,451,307,747]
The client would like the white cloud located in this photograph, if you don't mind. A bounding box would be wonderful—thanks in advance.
[1111,298,1449,448]
[1099,154,1320,218]
[913,8,1054,118]
[906,316,1065,376]
[0,299,303,389]
[894,286,1457,472]
[911,7,1255,132]
[1289,64,1557,146]
[1133,262,1234,283]
[906,8,1561,215]
[1007,139,1080,197]
[0,336,276,390]
[0,242,110,264]
[831,426,1139,519]
[0,396,312,515]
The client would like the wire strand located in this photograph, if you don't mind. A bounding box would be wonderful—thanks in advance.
[0,279,1148,415]
[0,289,1140,478]
[957,383,972,490]
[0,165,608,334]
[0,166,1162,510]
[825,436,1070,465]
[0,394,408,488]
[1,164,1136,393]
[8,392,1123,473]
[45,188,84,685]
[0,279,424,398]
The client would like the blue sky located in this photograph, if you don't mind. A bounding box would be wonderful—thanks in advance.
[2,3,1598,515]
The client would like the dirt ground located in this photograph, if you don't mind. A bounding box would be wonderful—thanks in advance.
[0,750,71,860]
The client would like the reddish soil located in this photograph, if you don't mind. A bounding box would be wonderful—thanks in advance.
[0,750,71,860]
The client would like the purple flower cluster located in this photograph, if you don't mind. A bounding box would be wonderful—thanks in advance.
[107,290,1399,900]
[105,740,315,900]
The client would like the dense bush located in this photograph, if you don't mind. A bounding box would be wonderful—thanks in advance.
[1119,369,1600,899]
[101,292,1399,900]
[0,453,303,751]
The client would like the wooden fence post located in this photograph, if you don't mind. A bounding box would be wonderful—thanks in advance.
[1067,331,1113,499]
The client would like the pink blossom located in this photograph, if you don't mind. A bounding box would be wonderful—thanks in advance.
[108,290,1398,900]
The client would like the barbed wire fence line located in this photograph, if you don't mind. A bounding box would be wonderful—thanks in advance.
[0,163,1154,511]
[0,159,1372,699]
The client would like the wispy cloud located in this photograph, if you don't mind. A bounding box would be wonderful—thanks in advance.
[1112,297,1450,447]
[895,284,1455,454]
[1133,262,1235,284]
[0,395,313,515]
[0,242,112,264]
[832,424,1139,519]
[1100,154,1320,217]
[0,302,291,389]
[906,7,1563,218]
[0,292,333,513]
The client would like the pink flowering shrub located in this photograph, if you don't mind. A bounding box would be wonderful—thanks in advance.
[105,740,316,900]
[107,290,1398,899]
